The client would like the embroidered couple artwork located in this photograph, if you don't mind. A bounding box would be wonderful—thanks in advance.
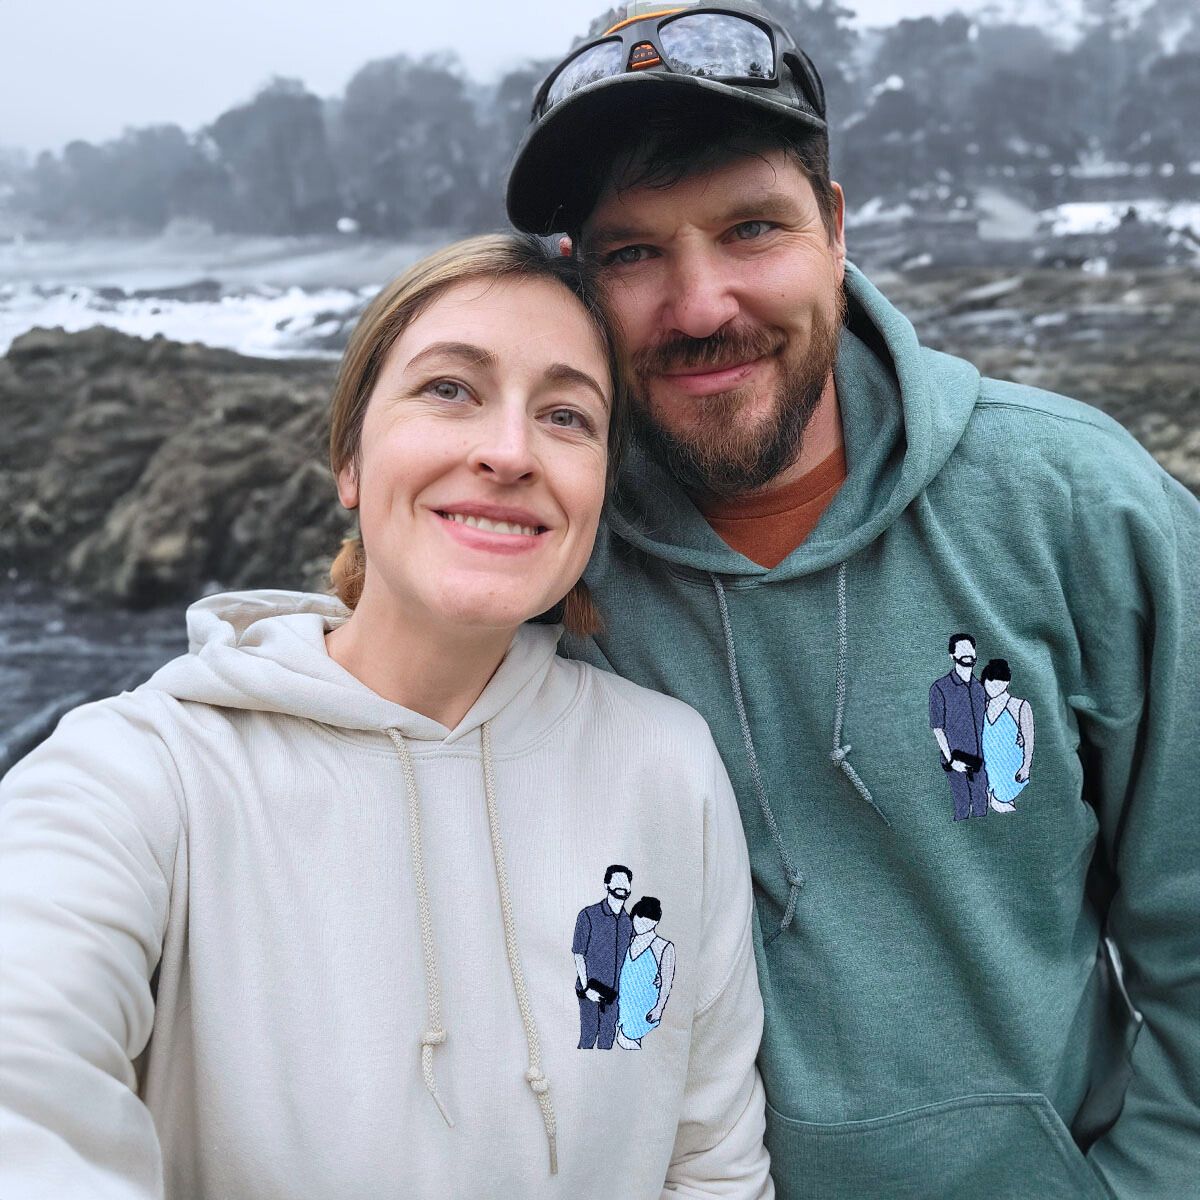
[929,633,1036,821]
[572,866,676,1051]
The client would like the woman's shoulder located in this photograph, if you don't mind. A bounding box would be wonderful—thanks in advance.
[563,658,716,745]
[0,688,189,862]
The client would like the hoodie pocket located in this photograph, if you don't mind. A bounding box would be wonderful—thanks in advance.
[765,1093,1110,1200]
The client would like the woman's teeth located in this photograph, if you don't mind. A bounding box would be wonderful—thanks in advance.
[439,512,540,537]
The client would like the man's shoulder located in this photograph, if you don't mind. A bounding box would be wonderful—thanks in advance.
[938,367,1177,510]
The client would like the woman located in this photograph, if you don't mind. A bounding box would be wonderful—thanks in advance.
[0,235,771,1199]
[616,896,676,1050]
[980,658,1035,813]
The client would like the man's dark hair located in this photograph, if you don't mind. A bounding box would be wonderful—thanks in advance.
[630,896,662,922]
[980,659,1012,684]
[573,90,837,244]
[948,633,977,654]
[604,864,633,886]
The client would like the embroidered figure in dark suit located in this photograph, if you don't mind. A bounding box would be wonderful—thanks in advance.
[572,865,634,1050]
[930,633,991,821]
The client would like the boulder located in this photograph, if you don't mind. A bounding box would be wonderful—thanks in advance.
[0,326,346,605]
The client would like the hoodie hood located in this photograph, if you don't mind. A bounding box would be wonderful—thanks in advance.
[142,589,563,746]
[604,261,981,578]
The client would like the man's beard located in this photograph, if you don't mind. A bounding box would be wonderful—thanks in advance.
[630,288,846,499]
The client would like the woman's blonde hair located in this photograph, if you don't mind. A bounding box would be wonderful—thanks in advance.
[328,233,626,636]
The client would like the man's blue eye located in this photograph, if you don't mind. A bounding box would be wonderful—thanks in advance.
[608,245,647,265]
[734,221,773,240]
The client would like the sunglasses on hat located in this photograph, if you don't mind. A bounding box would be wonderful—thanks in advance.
[533,4,824,121]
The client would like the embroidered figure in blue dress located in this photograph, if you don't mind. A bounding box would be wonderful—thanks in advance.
[615,897,676,1050]
[980,659,1035,814]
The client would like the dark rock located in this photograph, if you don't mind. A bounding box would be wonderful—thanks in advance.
[0,326,343,605]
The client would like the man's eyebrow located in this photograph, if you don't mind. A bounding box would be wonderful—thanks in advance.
[587,196,804,250]
[404,341,497,371]
[543,362,609,409]
[586,222,654,250]
[716,196,804,225]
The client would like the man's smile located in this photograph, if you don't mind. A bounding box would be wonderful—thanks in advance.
[657,355,772,397]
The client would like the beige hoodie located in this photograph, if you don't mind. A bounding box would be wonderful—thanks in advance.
[0,590,771,1199]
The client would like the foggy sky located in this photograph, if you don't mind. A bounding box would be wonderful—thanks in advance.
[1,0,1072,156]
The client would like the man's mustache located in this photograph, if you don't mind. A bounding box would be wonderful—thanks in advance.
[633,324,785,378]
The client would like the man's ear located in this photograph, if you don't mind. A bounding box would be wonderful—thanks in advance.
[558,235,573,257]
[336,463,359,510]
[830,181,847,282]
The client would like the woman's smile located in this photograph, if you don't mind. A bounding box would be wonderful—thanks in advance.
[338,274,611,633]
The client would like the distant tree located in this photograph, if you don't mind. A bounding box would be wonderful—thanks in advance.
[333,53,486,236]
[208,78,340,234]
[478,61,556,229]
[768,0,862,125]
[1114,51,1200,165]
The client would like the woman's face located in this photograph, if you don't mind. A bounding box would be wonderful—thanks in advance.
[339,276,611,633]
[984,677,1009,698]
[632,915,658,935]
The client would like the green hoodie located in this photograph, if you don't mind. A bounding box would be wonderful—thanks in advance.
[563,263,1200,1199]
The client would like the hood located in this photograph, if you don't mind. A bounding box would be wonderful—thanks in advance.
[604,261,981,578]
[141,589,563,745]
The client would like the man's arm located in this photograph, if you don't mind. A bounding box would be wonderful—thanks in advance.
[1075,471,1200,1197]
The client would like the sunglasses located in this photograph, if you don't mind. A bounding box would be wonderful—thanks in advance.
[534,7,796,119]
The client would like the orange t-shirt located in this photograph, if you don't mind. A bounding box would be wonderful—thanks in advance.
[699,444,848,569]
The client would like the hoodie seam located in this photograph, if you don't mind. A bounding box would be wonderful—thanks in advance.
[300,666,590,761]
[695,906,754,1017]
[974,397,1137,441]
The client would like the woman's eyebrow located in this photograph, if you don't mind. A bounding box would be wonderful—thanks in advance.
[404,341,497,372]
[543,362,609,409]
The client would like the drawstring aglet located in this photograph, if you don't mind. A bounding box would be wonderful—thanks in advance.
[420,1031,454,1127]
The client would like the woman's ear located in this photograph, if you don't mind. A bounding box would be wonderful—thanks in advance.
[337,463,359,510]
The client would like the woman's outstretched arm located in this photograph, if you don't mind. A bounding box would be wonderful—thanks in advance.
[0,694,183,1200]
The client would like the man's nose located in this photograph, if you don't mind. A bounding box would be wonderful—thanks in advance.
[663,252,740,339]
[468,407,538,484]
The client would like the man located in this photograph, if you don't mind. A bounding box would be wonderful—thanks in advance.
[929,633,990,820]
[506,2,1200,1196]
[572,864,634,1050]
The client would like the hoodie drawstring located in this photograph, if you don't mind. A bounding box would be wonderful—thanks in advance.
[387,722,559,1174]
[710,574,806,937]
[481,722,559,1175]
[388,728,455,1128]
[830,562,889,826]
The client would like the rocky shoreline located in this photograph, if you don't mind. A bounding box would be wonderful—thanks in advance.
[1,267,1196,767]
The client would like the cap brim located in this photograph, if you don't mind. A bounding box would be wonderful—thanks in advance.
[505,72,827,236]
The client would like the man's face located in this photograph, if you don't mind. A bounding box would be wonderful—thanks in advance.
[583,149,846,497]
[952,640,977,668]
[606,872,632,901]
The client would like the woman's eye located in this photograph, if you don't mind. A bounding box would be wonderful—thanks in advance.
[429,380,468,401]
[548,408,590,431]
[733,220,773,240]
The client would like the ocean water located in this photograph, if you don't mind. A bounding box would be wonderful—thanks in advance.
[0,578,187,774]
[0,231,437,358]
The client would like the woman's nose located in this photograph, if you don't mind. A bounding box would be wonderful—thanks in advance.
[467,409,537,484]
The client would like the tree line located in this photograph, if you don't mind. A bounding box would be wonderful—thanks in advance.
[2,0,1197,237]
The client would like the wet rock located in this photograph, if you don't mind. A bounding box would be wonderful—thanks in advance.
[0,326,343,604]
